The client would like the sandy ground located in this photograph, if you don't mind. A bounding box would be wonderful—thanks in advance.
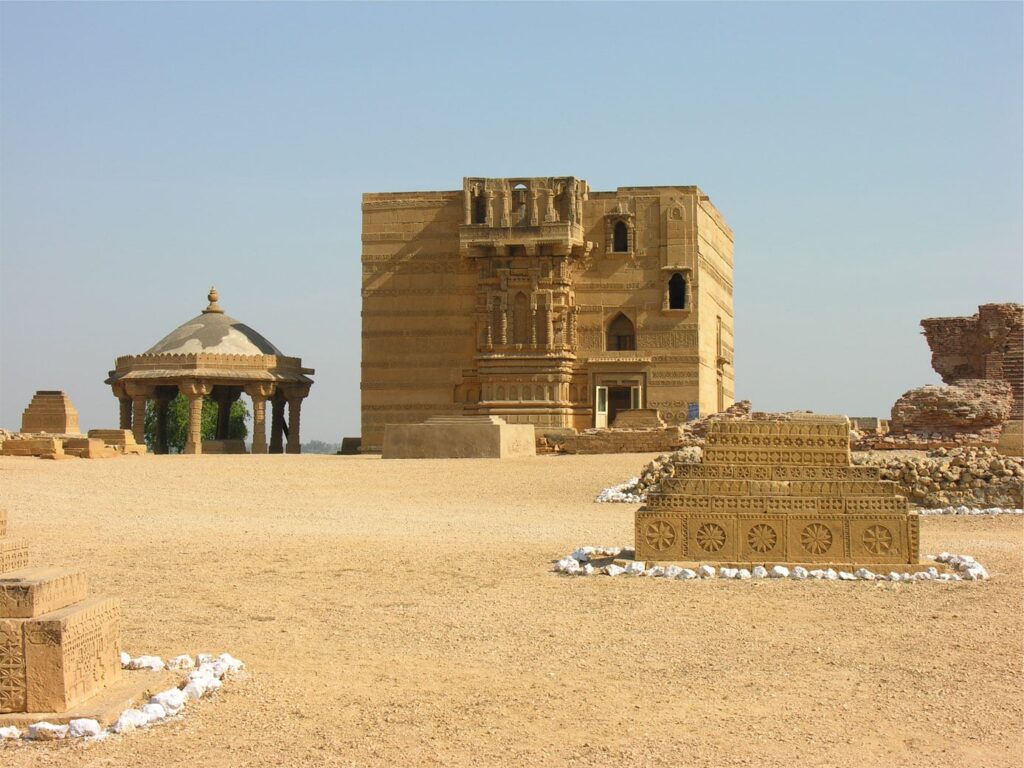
[0,452,1021,768]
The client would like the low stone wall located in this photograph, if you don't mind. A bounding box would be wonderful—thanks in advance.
[559,427,685,455]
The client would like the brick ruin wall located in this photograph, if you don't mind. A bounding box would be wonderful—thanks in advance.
[920,303,1023,420]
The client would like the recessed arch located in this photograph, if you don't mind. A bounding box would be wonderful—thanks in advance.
[668,273,688,310]
[606,312,636,351]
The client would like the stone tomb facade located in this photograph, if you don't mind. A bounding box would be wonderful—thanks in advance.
[0,508,123,717]
[20,391,80,435]
[361,176,735,452]
[106,289,314,454]
[635,416,921,568]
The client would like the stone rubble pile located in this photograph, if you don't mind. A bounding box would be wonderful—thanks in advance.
[852,447,1024,508]
[0,651,244,742]
[553,549,989,582]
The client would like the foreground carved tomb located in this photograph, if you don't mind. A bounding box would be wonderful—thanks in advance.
[0,508,128,721]
[361,177,735,452]
[382,416,535,459]
[635,416,922,568]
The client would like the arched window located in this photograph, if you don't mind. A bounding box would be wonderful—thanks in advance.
[513,292,529,345]
[606,313,636,351]
[513,183,528,224]
[612,220,628,252]
[473,193,487,224]
[668,273,687,309]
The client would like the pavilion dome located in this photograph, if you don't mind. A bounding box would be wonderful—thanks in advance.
[144,288,283,356]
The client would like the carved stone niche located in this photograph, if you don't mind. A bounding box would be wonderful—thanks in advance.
[605,202,635,257]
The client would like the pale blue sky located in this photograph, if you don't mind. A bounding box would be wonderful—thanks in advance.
[1,2,1021,442]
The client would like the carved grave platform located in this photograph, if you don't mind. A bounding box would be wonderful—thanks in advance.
[0,507,159,725]
[634,416,923,569]
[382,416,536,459]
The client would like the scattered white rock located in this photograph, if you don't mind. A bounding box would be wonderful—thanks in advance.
[664,565,683,579]
[791,566,809,580]
[719,567,738,579]
[604,564,625,577]
[644,565,665,578]
[678,568,697,580]
[854,568,876,581]
[582,563,595,576]
[112,709,149,734]
[769,565,790,579]
[28,722,68,741]
[167,654,195,670]
[68,718,102,738]
[0,725,22,740]
[736,568,752,580]
[595,478,643,503]
[151,688,187,717]
[751,565,768,579]
[838,572,857,581]
[697,565,716,578]
[919,505,1023,516]
[119,650,131,667]
[126,655,165,671]
[141,703,167,723]
[624,561,646,576]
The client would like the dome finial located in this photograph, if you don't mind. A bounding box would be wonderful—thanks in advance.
[203,286,223,314]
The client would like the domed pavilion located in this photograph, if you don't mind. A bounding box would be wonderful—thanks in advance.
[106,288,314,454]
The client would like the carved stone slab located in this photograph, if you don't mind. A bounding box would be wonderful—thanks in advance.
[0,539,30,574]
[0,568,88,619]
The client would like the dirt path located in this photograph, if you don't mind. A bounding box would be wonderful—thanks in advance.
[1,453,1021,767]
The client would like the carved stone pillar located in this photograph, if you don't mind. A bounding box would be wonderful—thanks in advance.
[545,189,556,222]
[485,191,495,226]
[530,190,539,225]
[119,399,132,430]
[179,381,211,455]
[245,384,274,454]
[463,188,472,224]
[500,190,511,227]
[286,396,303,454]
[124,383,152,447]
[545,305,554,350]
[567,306,578,349]
[269,396,285,454]
[530,304,538,347]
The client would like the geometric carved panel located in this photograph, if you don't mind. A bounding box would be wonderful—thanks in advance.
[0,620,27,714]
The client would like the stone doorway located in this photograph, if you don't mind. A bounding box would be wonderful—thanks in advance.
[608,386,633,426]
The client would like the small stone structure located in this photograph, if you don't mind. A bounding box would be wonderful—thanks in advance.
[635,416,922,569]
[382,416,535,459]
[87,429,147,456]
[0,508,127,720]
[106,288,314,454]
[20,391,80,435]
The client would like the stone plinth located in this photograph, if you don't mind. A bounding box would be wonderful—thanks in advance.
[611,409,666,429]
[88,429,147,456]
[0,438,65,459]
[382,416,536,459]
[635,416,921,568]
[20,391,80,435]
[0,567,88,618]
[64,438,117,459]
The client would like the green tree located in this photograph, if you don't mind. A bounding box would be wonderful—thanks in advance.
[144,394,249,453]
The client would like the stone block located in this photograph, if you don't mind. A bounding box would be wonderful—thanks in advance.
[382,417,535,459]
[611,409,665,429]
[0,438,64,459]
[0,539,30,574]
[63,438,116,459]
[0,568,88,619]
[3,596,122,714]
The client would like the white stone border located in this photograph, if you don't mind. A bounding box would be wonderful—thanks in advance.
[553,548,989,582]
[0,652,245,742]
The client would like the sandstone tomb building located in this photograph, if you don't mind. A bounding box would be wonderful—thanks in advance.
[361,177,735,451]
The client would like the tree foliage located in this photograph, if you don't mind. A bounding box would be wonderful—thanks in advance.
[143,394,249,453]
